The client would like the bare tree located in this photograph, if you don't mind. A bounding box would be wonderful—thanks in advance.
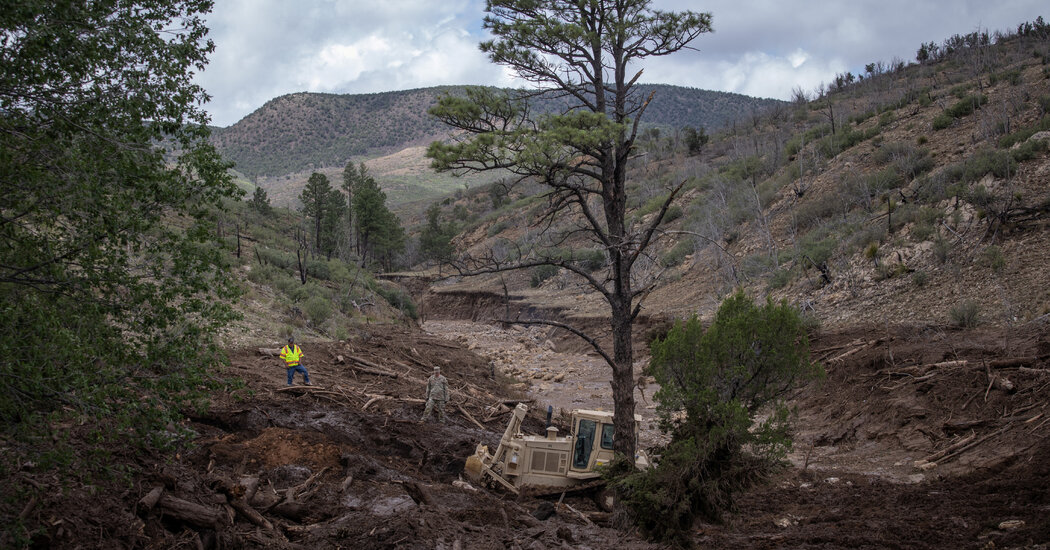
[427,0,712,461]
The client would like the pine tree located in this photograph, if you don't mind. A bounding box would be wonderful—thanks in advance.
[300,172,333,253]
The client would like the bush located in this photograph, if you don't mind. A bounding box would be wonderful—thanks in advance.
[997,115,1050,148]
[932,112,955,130]
[660,240,694,268]
[615,293,822,545]
[768,268,793,290]
[933,238,952,264]
[575,248,607,272]
[375,286,418,319]
[981,245,1006,271]
[912,270,929,287]
[949,299,981,327]
[911,223,936,242]
[530,264,559,287]
[303,295,333,325]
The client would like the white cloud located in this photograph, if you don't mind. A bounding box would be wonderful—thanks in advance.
[195,0,1049,126]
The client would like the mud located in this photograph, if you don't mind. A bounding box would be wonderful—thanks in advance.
[12,318,1050,549]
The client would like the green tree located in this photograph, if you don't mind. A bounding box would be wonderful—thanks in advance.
[322,186,348,259]
[683,126,709,156]
[0,0,239,463]
[351,171,404,269]
[419,204,458,266]
[341,160,361,242]
[427,0,711,461]
[250,186,272,215]
[300,172,333,253]
[617,292,822,544]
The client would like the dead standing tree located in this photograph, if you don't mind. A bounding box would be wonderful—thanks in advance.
[427,0,711,462]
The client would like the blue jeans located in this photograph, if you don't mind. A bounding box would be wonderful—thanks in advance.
[286,365,310,385]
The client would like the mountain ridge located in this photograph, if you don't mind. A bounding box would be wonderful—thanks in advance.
[210,84,785,181]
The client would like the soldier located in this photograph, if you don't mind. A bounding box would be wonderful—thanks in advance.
[420,366,449,423]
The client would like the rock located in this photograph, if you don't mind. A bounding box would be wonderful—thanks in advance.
[532,501,556,521]
[1027,130,1050,142]
[452,479,477,492]
[556,526,575,543]
[907,474,925,484]
[774,517,794,528]
[998,519,1025,531]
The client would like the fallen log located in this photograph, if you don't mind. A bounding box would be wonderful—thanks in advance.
[348,356,400,378]
[230,499,273,530]
[921,432,977,463]
[365,393,425,404]
[157,493,226,529]
[934,427,1008,464]
[137,486,165,514]
[456,403,487,431]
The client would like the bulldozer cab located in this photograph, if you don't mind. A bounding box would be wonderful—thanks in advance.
[569,410,621,473]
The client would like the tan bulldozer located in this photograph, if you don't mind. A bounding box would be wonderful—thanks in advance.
[463,403,651,497]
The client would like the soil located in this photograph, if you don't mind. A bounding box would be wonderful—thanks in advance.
[14,311,1050,549]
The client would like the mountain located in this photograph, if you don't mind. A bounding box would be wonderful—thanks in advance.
[427,21,1050,332]
[210,85,784,182]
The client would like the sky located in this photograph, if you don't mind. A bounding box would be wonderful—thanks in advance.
[195,1,1048,127]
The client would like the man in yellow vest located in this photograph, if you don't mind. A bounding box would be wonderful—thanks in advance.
[279,336,311,386]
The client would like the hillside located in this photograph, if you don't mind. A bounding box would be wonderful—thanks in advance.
[210,85,783,208]
[427,23,1050,332]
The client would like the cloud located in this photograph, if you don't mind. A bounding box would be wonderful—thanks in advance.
[196,0,1048,126]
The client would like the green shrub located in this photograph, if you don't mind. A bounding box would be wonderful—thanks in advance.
[576,248,607,272]
[933,237,952,264]
[375,286,418,319]
[864,242,880,260]
[997,116,1050,148]
[799,230,838,267]
[949,299,980,327]
[486,219,510,237]
[304,258,331,280]
[660,240,694,268]
[530,264,559,287]
[912,270,929,287]
[945,94,988,118]
[303,295,333,325]
[932,112,955,130]
[795,193,841,229]
[989,69,1023,86]
[768,268,793,290]
[663,205,684,223]
[981,245,1006,271]
[1012,137,1049,162]
[911,223,936,242]
[616,293,822,545]
[942,149,1018,185]
[1040,95,1050,114]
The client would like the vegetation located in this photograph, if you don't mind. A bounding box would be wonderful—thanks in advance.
[616,292,822,545]
[427,0,712,463]
[349,164,405,270]
[211,85,782,180]
[0,0,239,490]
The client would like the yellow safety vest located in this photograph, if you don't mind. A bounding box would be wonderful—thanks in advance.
[280,344,303,367]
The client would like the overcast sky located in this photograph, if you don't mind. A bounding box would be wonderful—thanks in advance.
[195,1,1047,127]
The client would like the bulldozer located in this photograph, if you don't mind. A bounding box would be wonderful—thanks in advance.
[463,403,651,496]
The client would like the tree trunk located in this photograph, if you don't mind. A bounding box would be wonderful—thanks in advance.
[609,302,637,463]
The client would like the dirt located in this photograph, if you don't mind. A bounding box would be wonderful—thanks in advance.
[13,312,1050,549]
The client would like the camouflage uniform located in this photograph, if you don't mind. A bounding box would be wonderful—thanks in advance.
[421,369,449,423]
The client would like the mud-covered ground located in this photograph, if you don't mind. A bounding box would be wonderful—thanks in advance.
[13,319,1050,549]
